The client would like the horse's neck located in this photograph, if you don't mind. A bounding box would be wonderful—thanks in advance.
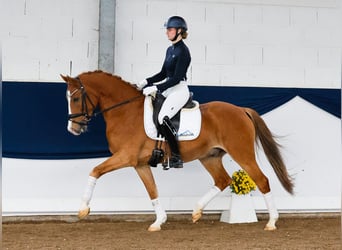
[90,74,143,122]
[86,73,137,104]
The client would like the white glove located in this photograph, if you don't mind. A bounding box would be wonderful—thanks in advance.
[136,79,148,90]
[143,86,158,96]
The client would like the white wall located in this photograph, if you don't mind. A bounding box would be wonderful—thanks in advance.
[1,0,341,86]
[114,0,342,88]
[1,0,100,81]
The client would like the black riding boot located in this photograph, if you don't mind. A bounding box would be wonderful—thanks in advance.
[159,117,183,168]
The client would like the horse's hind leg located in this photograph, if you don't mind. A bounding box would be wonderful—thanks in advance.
[242,160,279,230]
[135,165,167,232]
[192,149,232,223]
[230,148,279,230]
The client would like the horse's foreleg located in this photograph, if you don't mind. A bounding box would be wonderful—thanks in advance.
[78,152,137,219]
[149,198,167,231]
[135,165,167,232]
[78,176,97,219]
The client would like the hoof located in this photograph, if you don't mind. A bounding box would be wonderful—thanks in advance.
[192,210,202,223]
[148,215,167,232]
[264,219,277,231]
[148,225,162,232]
[78,207,90,219]
[264,225,277,231]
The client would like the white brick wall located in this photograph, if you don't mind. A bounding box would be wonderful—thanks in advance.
[115,0,342,88]
[1,0,99,81]
[2,0,341,87]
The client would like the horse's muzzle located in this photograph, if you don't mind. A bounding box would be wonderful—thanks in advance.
[68,119,88,135]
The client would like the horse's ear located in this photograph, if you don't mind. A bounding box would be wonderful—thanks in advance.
[60,74,81,87]
[60,74,69,83]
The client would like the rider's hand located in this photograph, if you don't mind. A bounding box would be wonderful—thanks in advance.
[143,86,158,96]
[136,79,148,90]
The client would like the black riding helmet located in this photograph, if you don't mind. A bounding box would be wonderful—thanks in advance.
[164,16,187,31]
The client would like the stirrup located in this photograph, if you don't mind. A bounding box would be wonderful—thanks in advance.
[162,160,170,170]
[148,135,164,167]
[148,148,164,167]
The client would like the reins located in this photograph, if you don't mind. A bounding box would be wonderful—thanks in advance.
[68,77,143,124]
[93,95,143,117]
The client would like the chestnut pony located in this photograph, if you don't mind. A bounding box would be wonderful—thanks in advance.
[61,70,293,231]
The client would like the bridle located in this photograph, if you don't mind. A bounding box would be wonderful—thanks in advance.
[67,77,143,126]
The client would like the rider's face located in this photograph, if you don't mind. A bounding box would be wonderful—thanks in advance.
[166,28,177,41]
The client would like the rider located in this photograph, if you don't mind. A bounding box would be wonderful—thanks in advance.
[138,16,191,168]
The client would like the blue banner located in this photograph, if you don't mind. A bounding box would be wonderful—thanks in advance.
[3,82,340,159]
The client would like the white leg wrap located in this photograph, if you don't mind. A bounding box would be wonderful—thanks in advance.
[151,198,167,224]
[80,176,97,210]
[194,186,221,211]
[263,191,279,219]
[149,198,167,231]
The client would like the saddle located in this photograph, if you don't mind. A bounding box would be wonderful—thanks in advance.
[143,92,201,169]
[143,93,201,141]
[151,92,196,134]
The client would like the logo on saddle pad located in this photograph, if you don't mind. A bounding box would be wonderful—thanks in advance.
[144,96,201,141]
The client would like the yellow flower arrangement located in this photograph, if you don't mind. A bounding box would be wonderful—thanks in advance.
[230,170,256,195]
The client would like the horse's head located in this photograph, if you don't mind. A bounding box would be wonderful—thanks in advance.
[60,74,97,136]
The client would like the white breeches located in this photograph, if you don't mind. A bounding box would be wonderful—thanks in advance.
[158,81,190,125]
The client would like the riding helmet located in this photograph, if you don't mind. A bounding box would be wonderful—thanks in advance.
[164,16,188,31]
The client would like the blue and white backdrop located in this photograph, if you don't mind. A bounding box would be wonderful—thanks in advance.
[2,0,341,215]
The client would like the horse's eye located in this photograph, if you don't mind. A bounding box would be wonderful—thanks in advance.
[73,97,80,102]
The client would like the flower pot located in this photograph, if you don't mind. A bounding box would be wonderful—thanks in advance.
[220,193,258,224]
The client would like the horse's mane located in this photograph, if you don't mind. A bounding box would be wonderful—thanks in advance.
[79,70,133,86]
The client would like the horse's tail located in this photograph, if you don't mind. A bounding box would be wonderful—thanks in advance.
[245,108,294,195]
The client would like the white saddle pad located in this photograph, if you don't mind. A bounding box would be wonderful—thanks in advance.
[144,96,201,141]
